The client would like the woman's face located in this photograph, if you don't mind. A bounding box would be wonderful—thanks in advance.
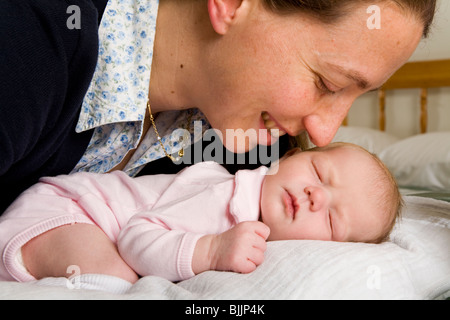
[198,1,423,152]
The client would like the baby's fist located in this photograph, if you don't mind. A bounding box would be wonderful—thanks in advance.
[211,221,270,274]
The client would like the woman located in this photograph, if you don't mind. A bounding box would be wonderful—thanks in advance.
[0,0,436,282]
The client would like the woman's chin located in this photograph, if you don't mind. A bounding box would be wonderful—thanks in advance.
[220,129,280,153]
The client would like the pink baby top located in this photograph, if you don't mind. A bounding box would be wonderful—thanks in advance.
[0,162,268,282]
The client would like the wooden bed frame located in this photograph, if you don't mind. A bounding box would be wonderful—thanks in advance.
[379,59,450,133]
[343,59,450,133]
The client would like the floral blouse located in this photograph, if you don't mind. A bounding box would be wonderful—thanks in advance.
[72,0,210,177]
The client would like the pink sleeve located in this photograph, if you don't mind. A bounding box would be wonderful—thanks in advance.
[117,162,237,282]
[117,213,205,282]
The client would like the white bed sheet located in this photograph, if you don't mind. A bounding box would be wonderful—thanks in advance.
[0,195,449,300]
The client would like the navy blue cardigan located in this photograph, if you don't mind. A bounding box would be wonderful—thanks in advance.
[0,0,108,213]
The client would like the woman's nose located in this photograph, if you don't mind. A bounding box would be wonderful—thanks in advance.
[305,186,330,212]
[303,102,353,147]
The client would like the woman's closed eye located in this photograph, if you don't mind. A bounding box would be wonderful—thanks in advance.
[313,71,343,96]
[316,76,337,95]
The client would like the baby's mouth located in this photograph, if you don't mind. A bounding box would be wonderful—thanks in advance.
[283,190,299,219]
[262,112,287,138]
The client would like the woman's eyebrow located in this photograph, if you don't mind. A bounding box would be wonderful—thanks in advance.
[324,62,371,90]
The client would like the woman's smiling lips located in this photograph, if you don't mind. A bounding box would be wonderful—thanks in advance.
[261,112,287,138]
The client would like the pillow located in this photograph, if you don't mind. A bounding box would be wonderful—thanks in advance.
[379,132,450,191]
[332,126,400,154]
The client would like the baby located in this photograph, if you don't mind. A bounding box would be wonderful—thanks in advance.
[0,142,402,284]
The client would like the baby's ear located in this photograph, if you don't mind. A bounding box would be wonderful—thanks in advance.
[282,148,302,159]
[265,148,301,176]
[266,160,280,176]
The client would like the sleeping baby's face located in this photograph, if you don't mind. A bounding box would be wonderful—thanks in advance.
[260,144,393,243]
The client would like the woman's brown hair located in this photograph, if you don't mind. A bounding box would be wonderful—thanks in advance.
[262,0,437,37]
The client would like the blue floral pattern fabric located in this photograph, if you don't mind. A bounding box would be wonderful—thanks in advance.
[73,0,210,176]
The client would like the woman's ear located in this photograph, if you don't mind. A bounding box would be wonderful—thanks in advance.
[207,0,245,35]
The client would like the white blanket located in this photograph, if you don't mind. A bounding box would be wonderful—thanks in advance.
[0,196,449,300]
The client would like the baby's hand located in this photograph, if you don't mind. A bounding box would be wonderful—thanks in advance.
[209,221,270,274]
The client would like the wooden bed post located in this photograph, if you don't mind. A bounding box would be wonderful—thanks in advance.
[379,59,450,135]
[420,88,428,134]
[342,117,348,126]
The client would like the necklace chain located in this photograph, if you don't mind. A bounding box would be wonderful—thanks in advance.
[147,100,192,163]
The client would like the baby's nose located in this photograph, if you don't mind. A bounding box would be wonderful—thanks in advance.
[305,186,330,212]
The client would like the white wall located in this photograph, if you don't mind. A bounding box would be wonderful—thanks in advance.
[411,0,450,61]
[347,0,450,138]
